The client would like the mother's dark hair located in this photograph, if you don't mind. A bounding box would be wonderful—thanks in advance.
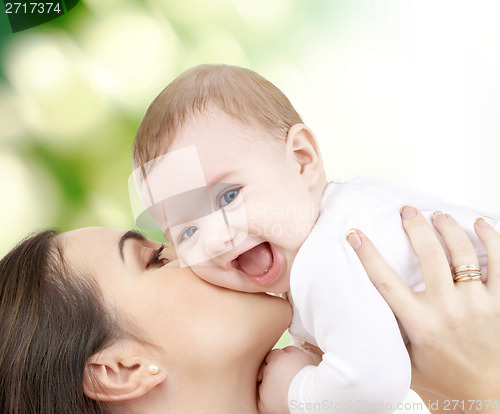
[0,230,122,414]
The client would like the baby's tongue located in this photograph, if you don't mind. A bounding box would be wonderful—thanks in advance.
[237,243,273,276]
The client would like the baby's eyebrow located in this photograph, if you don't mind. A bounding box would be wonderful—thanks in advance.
[119,230,146,262]
[209,170,235,184]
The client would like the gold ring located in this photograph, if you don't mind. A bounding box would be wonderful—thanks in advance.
[454,276,482,282]
[453,264,481,274]
[453,273,483,283]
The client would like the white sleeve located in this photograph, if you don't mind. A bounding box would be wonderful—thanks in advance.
[288,236,411,414]
[343,177,500,290]
[354,185,500,292]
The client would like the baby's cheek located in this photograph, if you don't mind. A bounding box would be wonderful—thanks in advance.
[244,215,273,239]
[189,260,224,284]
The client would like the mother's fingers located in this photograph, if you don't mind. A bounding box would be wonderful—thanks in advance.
[346,229,414,321]
[431,211,483,289]
[400,207,453,291]
[475,218,500,291]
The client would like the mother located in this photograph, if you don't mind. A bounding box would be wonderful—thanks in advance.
[0,227,292,414]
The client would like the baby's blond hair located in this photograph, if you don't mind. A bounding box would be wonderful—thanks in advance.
[132,64,303,168]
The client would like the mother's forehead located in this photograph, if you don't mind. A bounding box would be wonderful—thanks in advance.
[61,226,122,241]
[58,227,127,259]
[60,227,176,257]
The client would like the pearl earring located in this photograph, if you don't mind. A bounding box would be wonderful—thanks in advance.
[148,364,159,375]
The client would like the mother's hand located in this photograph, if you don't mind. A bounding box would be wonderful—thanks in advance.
[346,207,500,412]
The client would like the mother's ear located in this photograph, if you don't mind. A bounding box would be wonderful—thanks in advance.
[83,340,167,402]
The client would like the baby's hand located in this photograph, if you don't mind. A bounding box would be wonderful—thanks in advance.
[258,346,314,414]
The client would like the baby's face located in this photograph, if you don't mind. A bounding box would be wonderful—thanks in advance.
[146,109,319,293]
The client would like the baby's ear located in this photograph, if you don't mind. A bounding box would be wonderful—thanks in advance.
[285,124,324,186]
[83,340,166,402]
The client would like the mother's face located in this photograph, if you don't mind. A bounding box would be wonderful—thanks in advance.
[60,227,291,369]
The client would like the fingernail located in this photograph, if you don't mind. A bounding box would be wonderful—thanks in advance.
[475,217,490,228]
[346,229,362,250]
[401,206,417,219]
[432,211,449,223]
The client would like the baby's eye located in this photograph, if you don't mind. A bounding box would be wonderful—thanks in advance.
[179,226,198,242]
[219,187,240,208]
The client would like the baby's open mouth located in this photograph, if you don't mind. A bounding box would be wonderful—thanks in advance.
[233,242,275,279]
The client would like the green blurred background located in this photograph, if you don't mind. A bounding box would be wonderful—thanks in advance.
[2,0,500,256]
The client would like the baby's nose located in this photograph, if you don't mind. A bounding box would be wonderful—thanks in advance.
[202,225,235,256]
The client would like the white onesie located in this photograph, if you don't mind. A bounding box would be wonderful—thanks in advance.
[287,177,499,414]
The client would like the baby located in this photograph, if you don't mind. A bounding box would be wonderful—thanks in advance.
[131,64,499,414]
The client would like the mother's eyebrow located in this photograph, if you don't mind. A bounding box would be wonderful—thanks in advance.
[119,230,146,262]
